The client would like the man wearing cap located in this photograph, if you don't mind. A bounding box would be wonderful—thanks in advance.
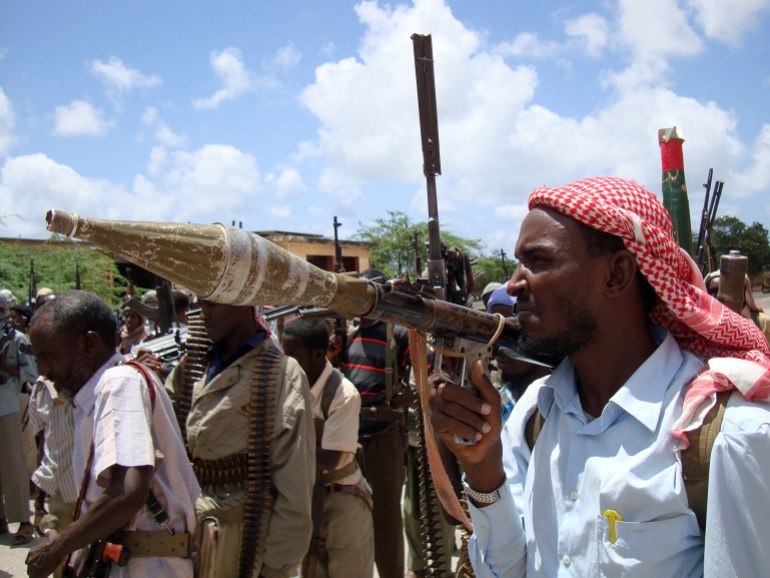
[480,282,503,311]
[9,304,33,334]
[118,305,148,355]
[430,177,770,576]
[485,285,550,423]
[35,288,56,310]
[0,290,38,545]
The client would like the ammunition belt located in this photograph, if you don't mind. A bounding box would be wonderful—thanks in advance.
[192,453,249,489]
[177,310,210,442]
[239,344,280,578]
[359,405,405,424]
[111,531,192,558]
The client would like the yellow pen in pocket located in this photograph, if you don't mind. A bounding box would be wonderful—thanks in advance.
[602,509,622,544]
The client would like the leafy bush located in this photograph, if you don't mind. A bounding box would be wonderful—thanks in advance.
[0,236,129,308]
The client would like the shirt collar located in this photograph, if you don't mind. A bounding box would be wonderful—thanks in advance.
[309,360,334,401]
[72,352,124,414]
[538,327,684,433]
[206,330,267,381]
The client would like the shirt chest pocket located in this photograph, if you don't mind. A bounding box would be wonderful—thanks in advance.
[596,513,701,577]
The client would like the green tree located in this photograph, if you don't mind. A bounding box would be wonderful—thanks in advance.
[710,216,770,277]
[355,210,485,277]
[0,236,128,308]
[472,252,514,289]
[354,210,517,299]
[355,211,416,277]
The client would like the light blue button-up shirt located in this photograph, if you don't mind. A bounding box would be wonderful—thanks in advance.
[468,328,770,577]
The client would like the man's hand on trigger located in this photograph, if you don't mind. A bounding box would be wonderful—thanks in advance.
[428,360,502,465]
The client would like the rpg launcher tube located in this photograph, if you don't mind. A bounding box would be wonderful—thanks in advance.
[45,210,526,349]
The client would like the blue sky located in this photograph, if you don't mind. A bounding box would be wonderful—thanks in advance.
[2,0,769,257]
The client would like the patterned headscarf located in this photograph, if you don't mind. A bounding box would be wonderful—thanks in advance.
[528,176,770,444]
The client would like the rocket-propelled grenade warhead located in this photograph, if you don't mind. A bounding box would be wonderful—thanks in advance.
[44,209,560,368]
[45,209,377,318]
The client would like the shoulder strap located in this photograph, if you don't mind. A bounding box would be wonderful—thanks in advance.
[123,360,157,410]
[681,389,732,535]
[322,369,343,419]
[524,408,545,451]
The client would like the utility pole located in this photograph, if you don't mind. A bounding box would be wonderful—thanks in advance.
[333,216,344,273]
[499,248,509,279]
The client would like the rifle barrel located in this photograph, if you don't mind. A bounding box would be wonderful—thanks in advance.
[412,33,446,298]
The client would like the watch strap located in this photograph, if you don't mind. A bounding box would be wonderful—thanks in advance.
[463,477,506,506]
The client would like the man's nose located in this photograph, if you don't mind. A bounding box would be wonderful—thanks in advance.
[508,266,528,297]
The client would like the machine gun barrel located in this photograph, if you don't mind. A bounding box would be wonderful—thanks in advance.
[46,210,556,366]
[130,326,188,363]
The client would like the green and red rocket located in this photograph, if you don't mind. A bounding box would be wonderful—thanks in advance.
[659,126,694,256]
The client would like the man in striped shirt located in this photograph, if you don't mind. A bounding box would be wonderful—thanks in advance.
[26,377,78,545]
[342,269,413,578]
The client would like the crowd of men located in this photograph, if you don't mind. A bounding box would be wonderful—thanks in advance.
[1,175,769,578]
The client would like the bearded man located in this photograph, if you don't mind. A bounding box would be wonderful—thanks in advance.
[430,177,770,577]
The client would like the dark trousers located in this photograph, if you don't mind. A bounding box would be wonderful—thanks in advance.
[358,430,405,578]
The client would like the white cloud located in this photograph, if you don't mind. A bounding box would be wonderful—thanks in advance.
[729,124,770,198]
[141,106,187,148]
[0,143,267,238]
[136,144,262,222]
[268,204,293,218]
[301,0,538,199]
[273,43,302,70]
[564,13,609,58]
[496,32,562,59]
[0,88,18,156]
[193,47,254,109]
[686,0,770,46]
[52,100,112,137]
[0,153,124,237]
[89,56,162,94]
[265,168,306,198]
[617,0,704,59]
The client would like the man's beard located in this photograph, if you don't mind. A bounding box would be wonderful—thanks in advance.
[517,304,599,359]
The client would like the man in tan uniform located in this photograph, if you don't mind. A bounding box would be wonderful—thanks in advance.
[187,300,315,578]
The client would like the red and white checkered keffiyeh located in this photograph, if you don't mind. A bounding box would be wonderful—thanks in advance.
[528,176,770,446]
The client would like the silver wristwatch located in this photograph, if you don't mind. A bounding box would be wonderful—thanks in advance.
[463,477,506,506]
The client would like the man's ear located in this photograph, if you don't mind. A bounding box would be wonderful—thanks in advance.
[81,330,103,359]
[314,347,328,362]
[604,250,638,298]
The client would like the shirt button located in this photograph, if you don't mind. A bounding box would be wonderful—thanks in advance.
[570,491,578,501]
[562,554,571,566]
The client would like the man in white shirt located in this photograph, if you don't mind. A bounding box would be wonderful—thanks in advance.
[430,176,770,577]
[282,317,374,578]
[26,377,78,543]
[25,290,200,578]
